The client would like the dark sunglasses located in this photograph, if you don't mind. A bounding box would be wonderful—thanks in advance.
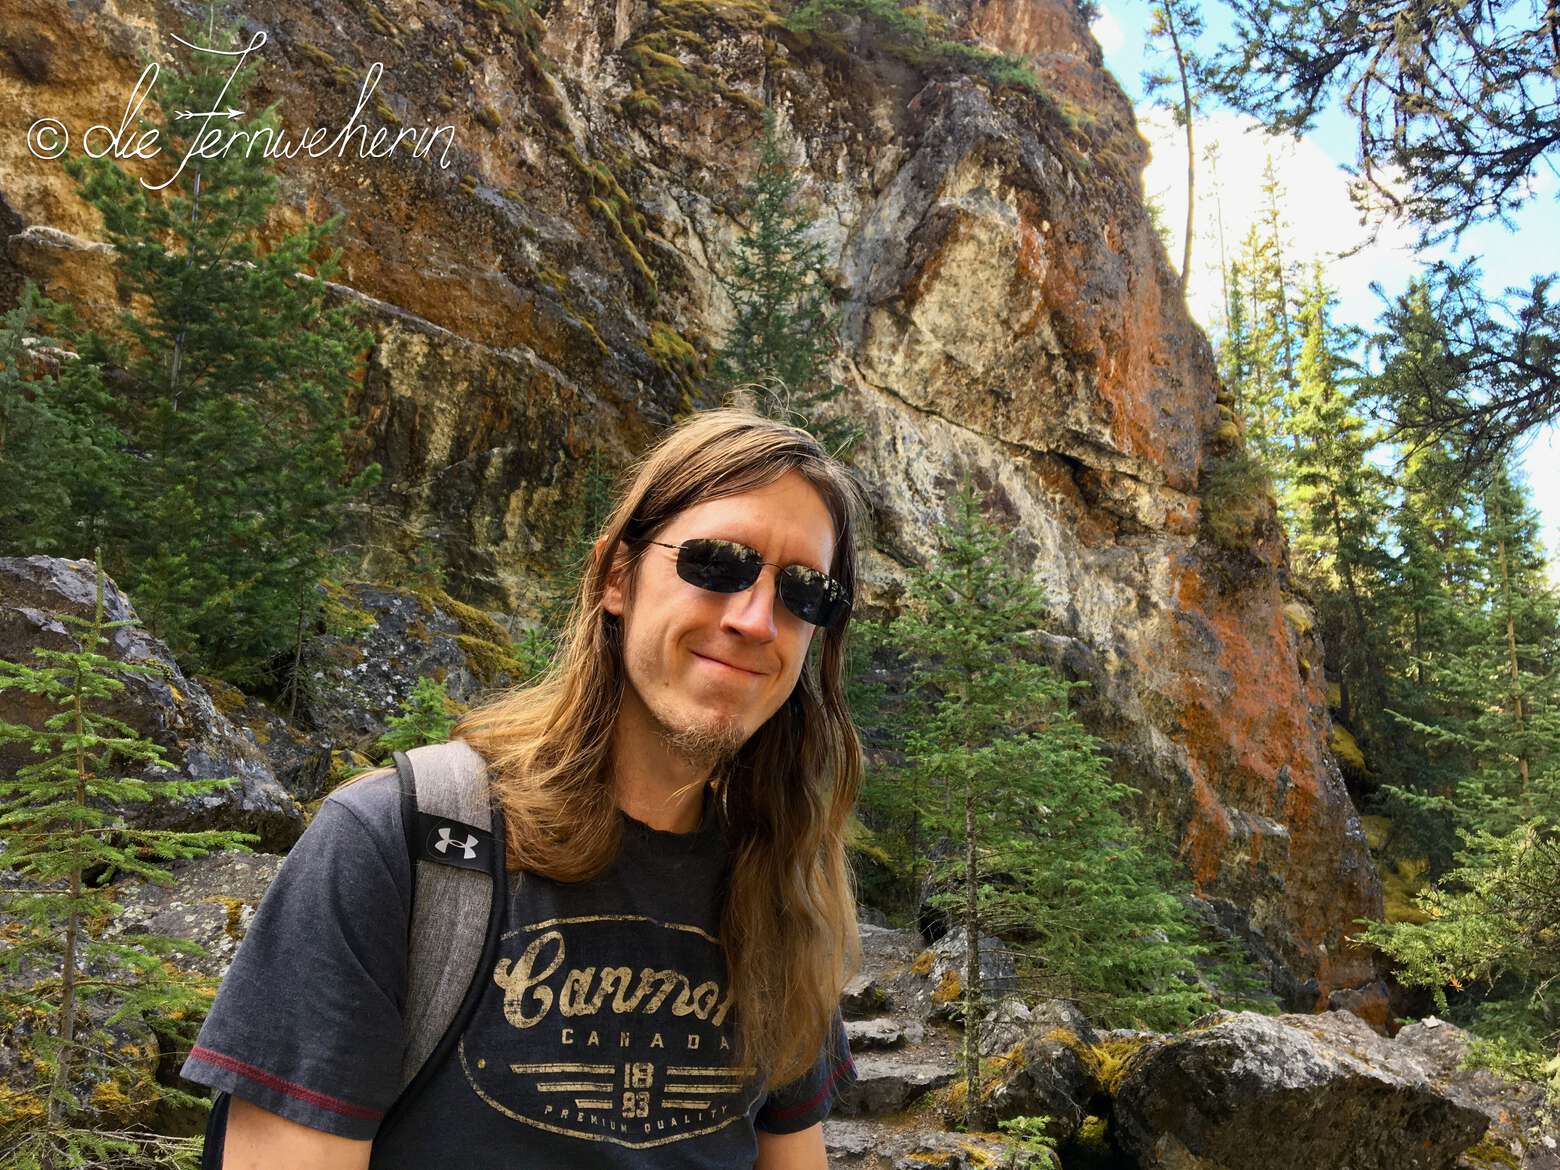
[645,538,852,629]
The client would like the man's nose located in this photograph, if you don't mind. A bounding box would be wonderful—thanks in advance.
[720,566,779,641]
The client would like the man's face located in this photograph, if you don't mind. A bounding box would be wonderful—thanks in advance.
[602,470,838,765]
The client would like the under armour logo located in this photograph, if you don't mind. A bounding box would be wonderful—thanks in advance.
[434,826,479,860]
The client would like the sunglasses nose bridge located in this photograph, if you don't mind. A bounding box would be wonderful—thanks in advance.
[719,562,781,637]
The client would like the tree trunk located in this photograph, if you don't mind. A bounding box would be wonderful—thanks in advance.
[1495,533,1531,801]
[1164,2,1196,284]
[962,774,980,1127]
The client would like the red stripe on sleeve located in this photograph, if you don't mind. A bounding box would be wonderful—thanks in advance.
[188,1046,385,1121]
[764,1053,858,1123]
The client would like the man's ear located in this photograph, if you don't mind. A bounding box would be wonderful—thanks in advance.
[598,536,627,617]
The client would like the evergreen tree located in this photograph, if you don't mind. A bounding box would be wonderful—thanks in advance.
[376,676,460,758]
[1286,263,1394,756]
[1221,209,1295,490]
[714,112,860,455]
[0,284,129,557]
[515,445,617,679]
[0,558,254,1169]
[882,481,1257,1120]
[1257,160,1299,406]
[1143,0,1206,285]
[1365,282,1553,864]
[47,17,378,687]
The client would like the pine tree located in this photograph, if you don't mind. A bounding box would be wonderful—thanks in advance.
[54,16,378,687]
[883,481,1256,1121]
[714,112,860,455]
[1285,262,1394,754]
[0,284,129,556]
[376,676,459,758]
[1144,0,1205,285]
[1257,159,1299,401]
[1222,216,1294,487]
[0,557,254,1169]
[1366,282,1548,862]
[1359,819,1560,1105]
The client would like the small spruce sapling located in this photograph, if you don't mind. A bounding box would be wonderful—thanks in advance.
[376,676,460,759]
[0,557,255,1169]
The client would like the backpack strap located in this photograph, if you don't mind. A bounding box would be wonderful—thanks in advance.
[389,739,507,1101]
[199,742,506,1165]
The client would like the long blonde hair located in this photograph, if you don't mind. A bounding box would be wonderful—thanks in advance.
[451,408,866,1089]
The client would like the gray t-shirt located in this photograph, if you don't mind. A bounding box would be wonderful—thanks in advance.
[180,770,857,1168]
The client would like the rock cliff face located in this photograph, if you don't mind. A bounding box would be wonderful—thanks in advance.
[0,0,1382,1001]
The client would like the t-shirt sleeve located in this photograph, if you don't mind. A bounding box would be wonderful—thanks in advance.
[754,1005,858,1134]
[179,772,411,1140]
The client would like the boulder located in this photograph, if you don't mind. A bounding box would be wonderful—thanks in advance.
[106,850,287,981]
[196,676,340,804]
[1114,1010,1491,1169]
[925,928,1020,1023]
[978,995,1032,1057]
[1327,978,1392,1035]
[960,999,1104,1142]
[1393,1018,1560,1170]
[846,1017,914,1052]
[292,581,513,751]
[842,969,893,1019]
[823,1118,1009,1169]
[834,1049,956,1119]
[0,557,305,850]
[0,850,285,1135]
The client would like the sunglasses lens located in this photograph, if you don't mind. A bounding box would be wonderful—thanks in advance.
[780,566,851,628]
[677,539,761,593]
[673,539,851,627]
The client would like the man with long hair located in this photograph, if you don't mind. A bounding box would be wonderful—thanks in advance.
[182,409,866,1168]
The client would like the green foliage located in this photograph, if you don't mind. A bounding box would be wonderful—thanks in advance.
[512,446,617,680]
[1213,0,1560,468]
[1358,820,1560,1106]
[0,559,254,1166]
[3,1127,203,1170]
[714,112,861,457]
[1284,263,1395,751]
[995,1114,1061,1169]
[1210,0,1557,240]
[1218,161,1300,491]
[376,676,459,758]
[786,0,1042,92]
[0,285,130,557]
[0,18,380,689]
[874,479,1261,1120]
[1198,446,1275,551]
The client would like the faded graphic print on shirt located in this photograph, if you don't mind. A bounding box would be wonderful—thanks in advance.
[462,912,764,1148]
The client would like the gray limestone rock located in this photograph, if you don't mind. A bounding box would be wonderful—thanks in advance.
[960,999,1102,1143]
[843,970,894,1020]
[978,995,1032,1057]
[1393,1018,1560,1170]
[835,1049,957,1118]
[106,850,287,981]
[926,927,1019,1023]
[293,581,502,750]
[847,1017,911,1052]
[1113,1010,1492,1170]
[0,557,305,850]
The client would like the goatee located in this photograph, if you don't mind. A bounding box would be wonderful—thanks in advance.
[662,718,747,769]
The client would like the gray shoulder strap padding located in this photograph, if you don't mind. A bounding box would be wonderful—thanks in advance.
[399,738,495,1092]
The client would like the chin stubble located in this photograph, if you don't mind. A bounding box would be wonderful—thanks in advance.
[662,718,747,769]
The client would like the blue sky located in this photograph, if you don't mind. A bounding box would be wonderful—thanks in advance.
[1089,2,1560,574]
